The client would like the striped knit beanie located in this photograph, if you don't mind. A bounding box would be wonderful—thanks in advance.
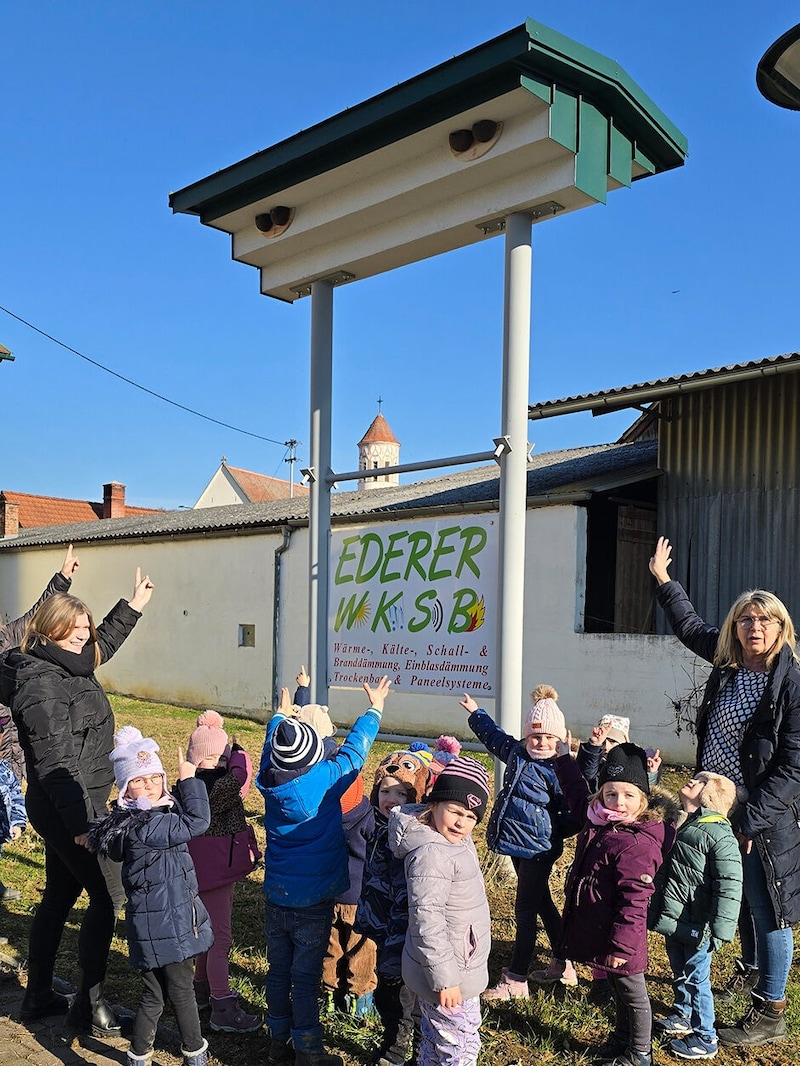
[425,755,490,822]
[271,717,324,771]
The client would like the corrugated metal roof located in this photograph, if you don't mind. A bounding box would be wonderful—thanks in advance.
[529,352,800,420]
[0,440,657,549]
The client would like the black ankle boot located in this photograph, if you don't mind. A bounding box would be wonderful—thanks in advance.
[66,974,123,1037]
[718,991,788,1046]
[20,964,71,1021]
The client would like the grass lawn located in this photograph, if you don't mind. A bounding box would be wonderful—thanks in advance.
[0,694,797,1065]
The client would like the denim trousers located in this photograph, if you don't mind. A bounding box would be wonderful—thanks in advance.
[665,937,716,1043]
[265,899,334,1042]
[742,846,794,1000]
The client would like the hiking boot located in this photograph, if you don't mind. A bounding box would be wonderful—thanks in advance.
[529,957,578,987]
[482,967,529,1000]
[717,992,787,1045]
[717,958,759,1001]
[209,993,261,1032]
[193,978,210,1011]
[669,1034,718,1059]
[653,1012,693,1037]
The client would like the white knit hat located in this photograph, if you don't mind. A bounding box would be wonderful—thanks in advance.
[524,684,567,741]
[110,725,168,805]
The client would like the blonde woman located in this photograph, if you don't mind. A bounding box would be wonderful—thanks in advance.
[650,536,799,1047]
[0,570,153,1034]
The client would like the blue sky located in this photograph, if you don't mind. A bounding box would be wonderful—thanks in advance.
[2,2,799,509]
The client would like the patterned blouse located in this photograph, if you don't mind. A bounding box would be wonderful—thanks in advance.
[701,669,769,787]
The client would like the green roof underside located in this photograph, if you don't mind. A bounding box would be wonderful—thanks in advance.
[170,18,687,223]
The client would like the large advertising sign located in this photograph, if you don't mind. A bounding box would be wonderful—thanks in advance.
[328,515,497,695]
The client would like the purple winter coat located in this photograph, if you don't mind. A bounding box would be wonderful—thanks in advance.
[555,753,678,976]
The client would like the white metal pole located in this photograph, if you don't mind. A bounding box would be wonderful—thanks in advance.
[497,211,532,748]
[308,279,333,705]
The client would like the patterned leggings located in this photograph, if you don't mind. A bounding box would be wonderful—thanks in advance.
[418,997,481,1066]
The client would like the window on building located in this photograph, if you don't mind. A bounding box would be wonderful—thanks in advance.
[583,481,658,634]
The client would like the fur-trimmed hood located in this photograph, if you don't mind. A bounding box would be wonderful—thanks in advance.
[639,784,682,827]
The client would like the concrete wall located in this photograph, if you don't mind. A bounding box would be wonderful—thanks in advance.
[0,507,705,762]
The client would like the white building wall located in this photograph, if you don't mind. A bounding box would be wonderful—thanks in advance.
[0,508,703,761]
[194,467,246,508]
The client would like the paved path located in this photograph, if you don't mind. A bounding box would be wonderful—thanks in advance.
[0,952,202,1066]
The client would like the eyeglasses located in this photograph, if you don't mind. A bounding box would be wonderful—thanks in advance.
[736,615,780,629]
[128,774,163,787]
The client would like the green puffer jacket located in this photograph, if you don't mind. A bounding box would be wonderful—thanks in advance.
[648,807,743,949]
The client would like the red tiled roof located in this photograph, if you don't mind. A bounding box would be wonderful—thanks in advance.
[227,465,308,501]
[1,491,162,529]
[358,413,399,446]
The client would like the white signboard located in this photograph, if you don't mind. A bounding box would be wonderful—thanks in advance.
[328,515,497,695]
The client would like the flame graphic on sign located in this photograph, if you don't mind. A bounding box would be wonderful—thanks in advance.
[353,597,371,627]
[465,596,485,632]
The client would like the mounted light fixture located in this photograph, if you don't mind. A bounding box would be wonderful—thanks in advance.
[255,206,296,238]
[448,119,503,161]
[757,23,800,110]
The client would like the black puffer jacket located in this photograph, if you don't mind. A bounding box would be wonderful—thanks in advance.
[657,580,800,927]
[0,570,72,780]
[0,599,141,837]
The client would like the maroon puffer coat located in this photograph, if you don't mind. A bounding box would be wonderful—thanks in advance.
[555,753,678,976]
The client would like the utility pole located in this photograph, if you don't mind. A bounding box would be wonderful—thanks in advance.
[284,439,298,498]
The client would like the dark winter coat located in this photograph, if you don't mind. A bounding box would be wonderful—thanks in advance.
[468,708,577,860]
[355,809,409,978]
[657,579,800,927]
[0,599,141,836]
[88,777,213,971]
[649,807,742,949]
[555,752,678,975]
[337,794,375,906]
[0,570,71,781]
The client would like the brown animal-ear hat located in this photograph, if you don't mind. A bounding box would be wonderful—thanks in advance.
[371,747,431,806]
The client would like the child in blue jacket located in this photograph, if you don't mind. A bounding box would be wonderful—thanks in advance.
[257,676,389,1066]
[462,685,579,997]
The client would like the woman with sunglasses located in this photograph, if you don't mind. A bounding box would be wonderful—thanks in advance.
[649,536,799,1048]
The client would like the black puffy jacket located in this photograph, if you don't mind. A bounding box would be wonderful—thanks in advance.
[0,599,141,836]
[657,580,800,927]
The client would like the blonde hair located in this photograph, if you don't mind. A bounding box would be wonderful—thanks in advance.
[694,771,737,817]
[594,781,649,819]
[715,590,797,670]
[21,594,100,668]
[417,803,435,826]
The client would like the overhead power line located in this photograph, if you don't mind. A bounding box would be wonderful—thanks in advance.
[0,303,297,447]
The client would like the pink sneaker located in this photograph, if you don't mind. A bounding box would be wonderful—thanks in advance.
[482,968,529,1000]
[528,958,578,987]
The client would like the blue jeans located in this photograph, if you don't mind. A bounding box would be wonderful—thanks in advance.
[743,846,794,1001]
[264,899,334,1044]
[665,937,715,1043]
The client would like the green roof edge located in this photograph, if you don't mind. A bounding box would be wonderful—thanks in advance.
[170,18,687,223]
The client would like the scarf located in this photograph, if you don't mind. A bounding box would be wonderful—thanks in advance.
[586,798,638,826]
[28,637,97,677]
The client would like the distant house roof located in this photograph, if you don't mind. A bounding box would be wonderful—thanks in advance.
[0,440,658,550]
[0,483,161,534]
[226,464,308,502]
[529,352,800,420]
[358,414,399,447]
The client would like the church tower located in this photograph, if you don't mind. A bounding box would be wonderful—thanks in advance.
[357,410,400,491]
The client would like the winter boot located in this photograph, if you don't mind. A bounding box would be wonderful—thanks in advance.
[268,1037,294,1065]
[193,978,211,1011]
[19,963,72,1021]
[127,1051,154,1066]
[717,991,788,1045]
[481,967,529,1000]
[529,957,578,987]
[209,993,261,1033]
[181,1038,209,1066]
[0,880,22,901]
[65,972,124,1037]
[292,1025,344,1066]
[717,958,760,1001]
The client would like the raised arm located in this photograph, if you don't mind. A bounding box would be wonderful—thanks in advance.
[648,536,673,585]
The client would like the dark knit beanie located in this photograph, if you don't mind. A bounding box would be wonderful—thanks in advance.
[599,742,650,795]
[425,755,490,822]
[271,717,324,771]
